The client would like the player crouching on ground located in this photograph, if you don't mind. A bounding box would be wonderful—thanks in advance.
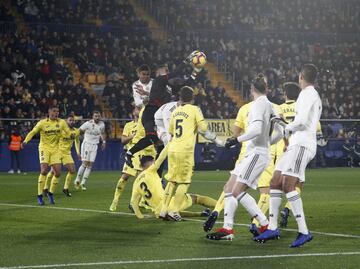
[130,144,217,219]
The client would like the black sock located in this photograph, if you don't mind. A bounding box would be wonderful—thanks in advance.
[156,144,165,177]
[129,134,159,155]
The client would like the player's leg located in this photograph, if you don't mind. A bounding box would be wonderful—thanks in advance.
[80,161,92,190]
[63,163,76,197]
[167,183,190,221]
[280,182,302,228]
[44,167,54,195]
[48,162,62,204]
[37,163,49,205]
[109,173,132,211]
[75,142,87,187]
[159,181,176,218]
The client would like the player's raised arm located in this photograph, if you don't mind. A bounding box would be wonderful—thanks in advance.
[23,120,42,146]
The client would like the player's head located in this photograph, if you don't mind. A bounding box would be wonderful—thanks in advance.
[299,64,318,88]
[155,63,169,77]
[140,155,155,170]
[92,111,101,123]
[137,64,151,84]
[66,114,75,127]
[251,73,267,96]
[283,82,301,101]
[48,105,59,120]
[179,86,194,104]
[132,107,140,119]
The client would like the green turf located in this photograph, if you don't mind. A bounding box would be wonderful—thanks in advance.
[0,168,360,269]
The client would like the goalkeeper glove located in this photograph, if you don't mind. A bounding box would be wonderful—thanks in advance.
[225,137,240,149]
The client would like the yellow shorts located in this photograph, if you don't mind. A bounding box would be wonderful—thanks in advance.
[38,148,61,165]
[61,152,74,165]
[257,158,275,188]
[122,148,156,177]
[166,151,194,184]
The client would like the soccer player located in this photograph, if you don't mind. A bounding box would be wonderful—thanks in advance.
[74,111,106,190]
[254,64,322,248]
[109,107,156,211]
[44,114,80,197]
[206,74,283,241]
[125,51,203,168]
[131,144,217,219]
[154,101,179,146]
[22,106,74,205]
[132,64,153,108]
[159,86,223,221]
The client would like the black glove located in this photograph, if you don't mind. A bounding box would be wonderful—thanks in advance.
[225,137,239,149]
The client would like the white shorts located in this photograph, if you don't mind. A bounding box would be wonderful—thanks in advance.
[81,142,98,162]
[231,152,270,190]
[275,145,315,182]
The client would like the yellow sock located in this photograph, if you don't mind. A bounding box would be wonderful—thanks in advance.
[161,181,176,213]
[64,172,73,190]
[252,193,270,227]
[285,187,301,210]
[169,184,190,213]
[38,174,46,195]
[214,191,225,213]
[45,171,53,190]
[195,195,217,208]
[113,177,128,202]
[50,175,60,194]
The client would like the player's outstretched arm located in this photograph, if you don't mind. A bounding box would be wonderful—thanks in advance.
[130,190,144,219]
[23,121,42,147]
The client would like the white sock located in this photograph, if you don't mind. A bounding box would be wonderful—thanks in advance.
[76,164,86,183]
[223,193,238,230]
[286,191,308,234]
[268,189,283,230]
[81,167,92,185]
[237,192,269,226]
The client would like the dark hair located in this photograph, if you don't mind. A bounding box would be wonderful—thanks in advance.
[180,86,194,102]
[140,155,154,168]
[252,73,267,93]
[93,111,101,115]
[283,82,301,100]
[48,105,59,110]
[137,64,150,73]
[301,64,318,84]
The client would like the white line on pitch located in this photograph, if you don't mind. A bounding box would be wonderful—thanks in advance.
[1,252,360,269]
[0,202,360,239]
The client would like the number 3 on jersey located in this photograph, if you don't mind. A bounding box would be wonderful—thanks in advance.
[175,119,183,138]
[140,182,152,199]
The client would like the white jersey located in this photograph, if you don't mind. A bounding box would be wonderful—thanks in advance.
[80,120,105,145]
[286,86,322,153]
[154,101,178,145]
[246,95,276,153]
[132,79,153,107]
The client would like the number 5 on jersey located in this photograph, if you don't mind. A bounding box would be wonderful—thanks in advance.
[175,119,183,138]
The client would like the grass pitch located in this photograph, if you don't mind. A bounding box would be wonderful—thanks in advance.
[0,168,360,269]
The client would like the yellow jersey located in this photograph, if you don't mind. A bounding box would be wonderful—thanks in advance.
[130,144,169,219]
[59,126,80,155]
[168,104,207,153]
[122,120,138,150]
[24,118,70,150]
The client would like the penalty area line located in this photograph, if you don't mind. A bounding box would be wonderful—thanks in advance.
[1,252,360,269]
[0,202,360,239]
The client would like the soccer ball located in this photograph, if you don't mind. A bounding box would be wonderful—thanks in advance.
[191,51,207,68]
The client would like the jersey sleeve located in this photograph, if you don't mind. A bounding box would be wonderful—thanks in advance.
[168,115,174,136]
[316,122,322,134]
[61,120,72,136]
[132,82,144,107]
[234,106,246,129]
[196,107,207,132]
[79,122,88,132]
[74,133,80,155]
[24,120,42,143]
[122,122,131,137]
[250,101,266,124]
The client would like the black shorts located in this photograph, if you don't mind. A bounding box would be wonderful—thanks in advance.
[141,105,159,135]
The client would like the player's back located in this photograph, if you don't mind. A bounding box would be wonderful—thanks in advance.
[246,96,274,152]
[235,102,252,161]
[280,101,296,123]
[290,86,322,152]
[133,167,164,214]
[168,104,206,153]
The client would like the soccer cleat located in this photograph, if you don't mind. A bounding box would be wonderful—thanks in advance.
[254,228,280,243]
[81,184,87,191]
[47,192,55,204]
[37,195,45,206]
[109,200,118,212]
[206,228,234,241]
[203,211,218,232]
[167,212,182,221]
[125,152,134,168]
[74,181,80,190]
[8,169,14,174]
[249,223,260,237]
[43,188,49,196]
[280,207,290,228]
[290,232,313,248]
[17,169,21,174]
[128,204,135,213]
[201,208,211,217]
[62,189,72,197]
